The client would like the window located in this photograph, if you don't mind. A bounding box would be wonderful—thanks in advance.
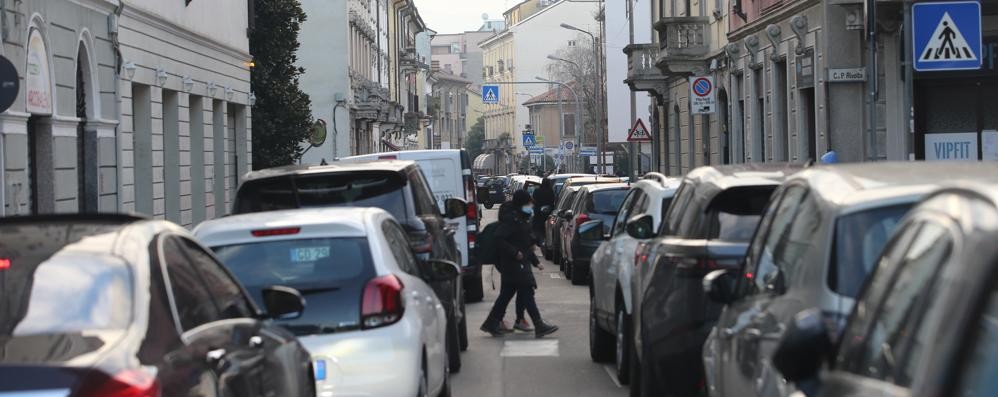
[705,186,774,241]
[662,182,694,236]
[612,190,640,236]
[383,220,421,276]
[161,237,221,332]
[589,189,630,214]
[955,287,998,397]
[179,238,253,320]
[751,186,807,293]
[408,169,441,216]
[853,223,951,384]
[830,204,913,297]
[767,193,822,288]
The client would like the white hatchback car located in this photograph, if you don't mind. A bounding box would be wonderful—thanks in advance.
[194,207,455,397]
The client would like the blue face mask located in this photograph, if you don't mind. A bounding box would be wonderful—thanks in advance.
[521,206,534,217]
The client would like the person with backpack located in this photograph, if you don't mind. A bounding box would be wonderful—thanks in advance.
[479,190,559,338]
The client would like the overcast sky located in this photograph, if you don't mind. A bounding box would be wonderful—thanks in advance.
[412,0,512,34]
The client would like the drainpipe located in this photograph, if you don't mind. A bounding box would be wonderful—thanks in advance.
[111,2,124,212]
[866,0,879,161]
[902,0,913,160]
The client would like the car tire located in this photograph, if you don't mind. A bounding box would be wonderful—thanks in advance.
[615,309,631,384]
[458,314,469,352]
[564,257,572,279]
[553,244,562,270]
[570,261,586,286]
[438,359,451,397]
[629,344,642,397]
[446,319,462,374]
[465,271,484,303]
[543,246,552,260]
[589,295,615,363]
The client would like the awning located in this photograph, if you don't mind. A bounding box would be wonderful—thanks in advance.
[473,153,496,170]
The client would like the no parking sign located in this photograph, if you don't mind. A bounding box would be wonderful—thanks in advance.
[690,76,715,114]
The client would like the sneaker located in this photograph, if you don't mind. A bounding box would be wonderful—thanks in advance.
[534,322,559,338]
[514,319,533,332]
[480,322,503,337]
[499,320,514,334]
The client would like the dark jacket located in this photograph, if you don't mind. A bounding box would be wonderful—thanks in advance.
[495,202,540,286]
[531,181,556,235]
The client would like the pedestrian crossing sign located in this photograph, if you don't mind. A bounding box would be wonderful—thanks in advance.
[913,1,981,72]
[482,85,500,104]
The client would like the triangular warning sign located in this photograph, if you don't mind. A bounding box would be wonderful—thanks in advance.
[484,89,498,102]
[920,12,977,62]
[627,119,652,142]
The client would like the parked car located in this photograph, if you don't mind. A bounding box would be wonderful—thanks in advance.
[589,173,680,382]
[547,173,595,197]
[542,176,625,263]
[508,175,542,201]
[770,182,998,397]
[702,162,998,397]
[231,160,469,371]
[341,149,485,303]
[629,163,801,397]
[559,183,631,285]
[482,177,509,209]
[194,207,459,396]
[0,214,315,396]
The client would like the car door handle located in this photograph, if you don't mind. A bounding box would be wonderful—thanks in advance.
[248,336,264,349]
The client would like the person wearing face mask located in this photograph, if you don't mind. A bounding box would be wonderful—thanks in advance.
[480,190,559,338]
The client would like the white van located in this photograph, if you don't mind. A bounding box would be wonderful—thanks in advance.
[340,149,485,302]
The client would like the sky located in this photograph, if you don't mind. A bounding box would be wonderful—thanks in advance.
[412,0,513,34]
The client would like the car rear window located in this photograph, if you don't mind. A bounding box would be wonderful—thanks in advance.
[704,186,776,241]
[830,204,913,297]
[588,189,629,214]
[0,223,132,336]
[234,171,409,220]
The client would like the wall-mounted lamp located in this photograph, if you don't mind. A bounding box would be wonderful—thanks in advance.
[208,82,218,97]
[182,76,194,93]
[224,87,234,101]
[156,69,168,87]
[249,92,257,106]
[123,61,136,81]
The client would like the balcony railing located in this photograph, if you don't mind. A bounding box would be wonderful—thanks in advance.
[654,16,710,74]
[623,43,667,96]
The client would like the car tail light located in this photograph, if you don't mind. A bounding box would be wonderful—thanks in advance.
[575,213,591,227]
[675,257,719,276]
[634,243,651,268]
[361,275,405,329]
[251,227,301,237]
[467,230,477,249]
[0,258,10,270]
[77,369,160,397]
[408,231,434,254]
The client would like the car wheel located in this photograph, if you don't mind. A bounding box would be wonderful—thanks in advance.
[464,271,484,303]
[458,313,469,352]
[564,257,572,279]
[570,261,586,286]
[446,319,462,374]
[553,244,562,269]
[589,295,615,363]
[438,359,451,397]
[629,345,642,397]
[543,246,552,260]
[615,309,631,384]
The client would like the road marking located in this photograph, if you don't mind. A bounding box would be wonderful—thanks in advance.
[549,273,562,279]
[603,365,623,388]
[500,340,559,357]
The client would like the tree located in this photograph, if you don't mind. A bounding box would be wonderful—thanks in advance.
[546,38,601,148]
[250,0,313,170]
[465,117,485,159]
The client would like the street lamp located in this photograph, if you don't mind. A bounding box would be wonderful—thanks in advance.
[560,22,605,174]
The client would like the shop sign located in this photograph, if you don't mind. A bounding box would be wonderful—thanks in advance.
[26,29,52,115]
[925,132,978,161]
[828,68,866,83]
[983,130,998,161]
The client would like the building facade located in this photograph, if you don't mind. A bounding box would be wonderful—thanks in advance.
[429,72,470,149]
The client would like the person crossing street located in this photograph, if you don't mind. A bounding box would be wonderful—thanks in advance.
[480,189,559,338]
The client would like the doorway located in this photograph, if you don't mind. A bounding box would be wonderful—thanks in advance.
[718,89,730,164]
[799,87,817,162]
[76,49,98,213]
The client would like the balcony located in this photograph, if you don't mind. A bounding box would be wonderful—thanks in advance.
[654,16,710,74]
[623,43,668,97]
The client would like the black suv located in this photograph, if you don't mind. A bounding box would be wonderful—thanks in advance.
[232,161,470,371]
[0,215,315,396]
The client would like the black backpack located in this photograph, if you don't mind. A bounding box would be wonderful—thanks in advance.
[475,222,500,265]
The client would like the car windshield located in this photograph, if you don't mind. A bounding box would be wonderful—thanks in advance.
[831,204,913,297]
[212,237,375,334]
[0,223,133,337]
[234,172,409,220]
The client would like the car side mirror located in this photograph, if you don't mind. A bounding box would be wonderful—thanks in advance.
[625,214,655,239]
[772,308,833,384]
[703,269,738,304]
[261,286,306,320]
[562,210,575,219]
[423,259,461,282]
[443,198,467,219]
[540,205,553,215]
[578,220,605,240]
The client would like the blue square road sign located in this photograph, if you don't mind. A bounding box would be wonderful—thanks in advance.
[913,1,982,72]
[482,85,500,104]
[522,134,537,147]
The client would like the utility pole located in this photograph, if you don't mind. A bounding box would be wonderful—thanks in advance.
[627,0,638,178]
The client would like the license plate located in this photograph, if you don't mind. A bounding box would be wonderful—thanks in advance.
[290,247,331,262]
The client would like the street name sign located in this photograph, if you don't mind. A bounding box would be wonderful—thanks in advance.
[482,85,500,104]
[913,1,982,72]
[828,68,866,83]
[627,118,652,142]
[580,146,597,156]
[689,75,716,114]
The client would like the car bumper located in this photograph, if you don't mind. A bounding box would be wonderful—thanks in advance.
[300,319,423,397]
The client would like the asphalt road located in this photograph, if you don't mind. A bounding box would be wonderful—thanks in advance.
[452,208,629,397]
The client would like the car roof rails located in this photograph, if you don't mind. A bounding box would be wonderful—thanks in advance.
[0,212,150,225]
[642,172,670,185]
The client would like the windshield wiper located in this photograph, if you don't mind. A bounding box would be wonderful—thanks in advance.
[296,286,341,295]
